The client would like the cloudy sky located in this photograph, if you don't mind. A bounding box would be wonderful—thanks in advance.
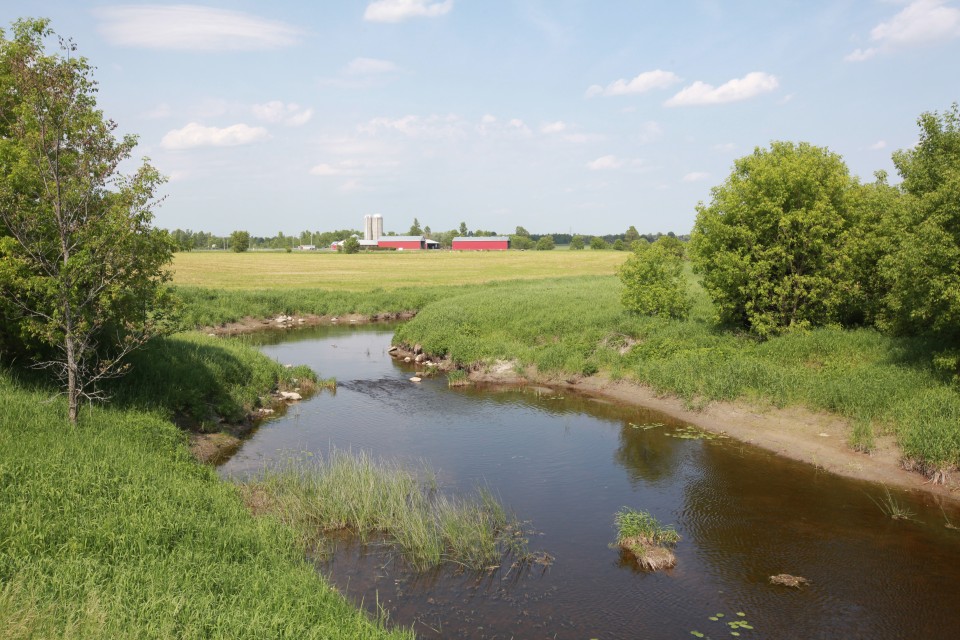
[2,1,958,235]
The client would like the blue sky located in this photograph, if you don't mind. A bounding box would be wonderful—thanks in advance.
[2,1,958,235]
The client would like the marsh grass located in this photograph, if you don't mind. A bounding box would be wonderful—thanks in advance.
[0,372,408,639]
[447,369,469,387]
[614,507,680,571]
[870,485,914,520]
[239,451,526,572]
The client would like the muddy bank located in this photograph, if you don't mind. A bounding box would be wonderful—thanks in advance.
[388,344,960,503]
[204,311,417,337]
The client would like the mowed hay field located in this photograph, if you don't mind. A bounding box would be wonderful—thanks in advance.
[171,250,628,290]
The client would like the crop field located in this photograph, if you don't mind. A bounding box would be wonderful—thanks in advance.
[171,250,628,290]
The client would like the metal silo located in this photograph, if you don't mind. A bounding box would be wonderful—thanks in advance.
[373,214,383,241]
[363,215,373,241]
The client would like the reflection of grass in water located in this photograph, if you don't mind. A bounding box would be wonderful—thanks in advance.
[239,450,528,571]
[869,485,914,520]
[614,507,680,571]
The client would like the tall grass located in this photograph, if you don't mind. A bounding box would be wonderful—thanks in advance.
[0,372,408,639]
[393,273,960,475]
[239,451,525,571]
[107,332,317,428]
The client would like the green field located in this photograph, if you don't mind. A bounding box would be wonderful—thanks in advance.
[171,250,628,290]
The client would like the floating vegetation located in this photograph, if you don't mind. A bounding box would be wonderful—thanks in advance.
[666,425,728,441]
[628,422,665,430]
[769,574,810,588]
[613,507,680,571]
[869,485,914,520]
[692,610,755,637]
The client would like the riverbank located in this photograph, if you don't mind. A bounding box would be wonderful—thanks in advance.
[0,339,408,639]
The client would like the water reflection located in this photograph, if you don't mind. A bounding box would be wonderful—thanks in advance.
[218,324,960,639]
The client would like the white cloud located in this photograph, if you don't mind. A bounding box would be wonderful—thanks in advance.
[870,140,888,150]
[339,179,363,193]
[508,118,532,136]
[309,159,397,176]
[364,0,453,22]
[682,172,710,182]
[541,120,568,134]
[142,103,172,119]
[846,0,960,61]
[359,114,466,139]
[94,5,303,51]
[587,155,625,170]
[252,101,313,126]
[586,69,682,98]
[160,123,269,149]
[637,121,663,144]
[345,57,399,75]
[665,72,779,107]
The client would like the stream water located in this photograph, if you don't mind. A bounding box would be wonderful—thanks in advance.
[219,323,960,639]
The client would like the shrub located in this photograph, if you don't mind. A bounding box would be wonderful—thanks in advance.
[618,240,691,319]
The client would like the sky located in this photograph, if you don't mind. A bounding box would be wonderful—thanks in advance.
[2,1,958,236]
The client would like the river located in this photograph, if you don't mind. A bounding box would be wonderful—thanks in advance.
[219,323,960,639]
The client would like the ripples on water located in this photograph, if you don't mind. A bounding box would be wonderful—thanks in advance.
[220,324,960,639]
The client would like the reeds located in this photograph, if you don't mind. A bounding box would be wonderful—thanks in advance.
[614,507,680,571]
[239,450,526,571]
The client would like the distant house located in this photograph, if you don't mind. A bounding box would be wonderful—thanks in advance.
[452,236,510,251]
[296,244,317,251]
[377,235,427,250]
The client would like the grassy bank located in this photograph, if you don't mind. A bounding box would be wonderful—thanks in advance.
[0,370,409,639]
[393,274,960,476]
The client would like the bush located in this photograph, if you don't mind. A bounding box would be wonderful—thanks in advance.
[535,235,555,250]
[340,236,360,254]
[570,235,585,250]
[590,237,607,250]
[618,240,691,319]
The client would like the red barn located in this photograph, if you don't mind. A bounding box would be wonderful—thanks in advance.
[452,236,510,251]
[377,235,426,250]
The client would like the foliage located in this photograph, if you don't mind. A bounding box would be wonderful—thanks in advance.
[570,234,585,250]
[514,226,530,237]
[624,225,640,244]
[510,234,535,250]
[0,18,174,423]
[0,372,407,639]
[618,240,691,319]
[407,217,422,236]
[340,236,360,254]
[879,104,960,344]
[535,235,555,250]
[459,221,468,236]
[614,507,680,546]
[690,141,856,337]
[612,238,626,251]
[590,236,608,250]
[229,230,250,252]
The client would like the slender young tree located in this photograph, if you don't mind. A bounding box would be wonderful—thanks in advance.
[0,19,174,423]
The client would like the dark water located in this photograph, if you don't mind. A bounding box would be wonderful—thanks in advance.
[221,324,960,639]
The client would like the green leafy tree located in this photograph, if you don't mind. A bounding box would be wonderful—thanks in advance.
[619,239,691,319]
[624,225,640,244]
[459,221,468,236]
[340,236,360,254]
[590,236,608,250]
[510,235,534,250]
[514,226,530,238]
[690,141,856,337]
[0,19,174,423]
[612,238,626,251]
[408,217,423,235]
[630,238,649,252]
[230,230,250,252]
[423,225,431,238]
[655,235,685,259]
[535,235,555,250]
[878,104,960,342]
[570,235,585,250]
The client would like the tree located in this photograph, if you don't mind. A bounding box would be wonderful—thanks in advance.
[619,239,691,319]
[230,230,250,252]
[515,226,530,238]
[535,235,555,250]
[878,104,960,342]
[689,141,856,337]
[340,236,360,254]
[423,225,431,238]
[0,19,174,423]
[624,225,640,244]
[459,221,468,236]
[590,236,608,250]
[570,235,585,250]
[408,217,423,236]
[612,238,626,251]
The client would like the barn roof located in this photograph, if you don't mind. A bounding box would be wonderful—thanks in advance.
[452,236,510,242]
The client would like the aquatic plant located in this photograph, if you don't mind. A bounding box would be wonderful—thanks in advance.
[239,450,528,572]
[614,507,680,571]
[769,574,810,588]
[447,369,469,387]
[870,485,914,520]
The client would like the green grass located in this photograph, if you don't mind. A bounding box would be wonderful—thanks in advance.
[239,451,525,571]
[615,507,681,546]
[0,371,409,639]
[108,332,318,428]
[393,272,960,476]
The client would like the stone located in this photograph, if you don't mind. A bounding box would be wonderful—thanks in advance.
[409,377,422,383]
[404,356,412,363]
[279,391,302,401]
[414,354,424,363]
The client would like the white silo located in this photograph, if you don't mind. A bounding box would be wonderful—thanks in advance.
[363,214,373,241]
[373,214,383,241]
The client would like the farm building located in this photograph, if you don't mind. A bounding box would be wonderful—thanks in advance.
[452,236,510,251]
[376,236,440,250]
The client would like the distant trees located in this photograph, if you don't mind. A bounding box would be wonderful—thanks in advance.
[590,237,608,250]
[511,234,534,250]
[408,217,423,236]
[570,235,585,250]
[612,238,626,251]
[535,235,555,250]
[459,222,468,236]
[230,230,250,252]
[340,236,360,254]
[0,18,174,423]
[624,226,640,244]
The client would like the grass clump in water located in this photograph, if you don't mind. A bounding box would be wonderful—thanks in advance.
[614,507,680,571]
[869,485,914,520]
[447,369,469,387]
[239,450,526,571]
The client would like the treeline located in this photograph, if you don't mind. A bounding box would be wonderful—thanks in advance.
[621,104,960,367]
[167,228,362,251]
